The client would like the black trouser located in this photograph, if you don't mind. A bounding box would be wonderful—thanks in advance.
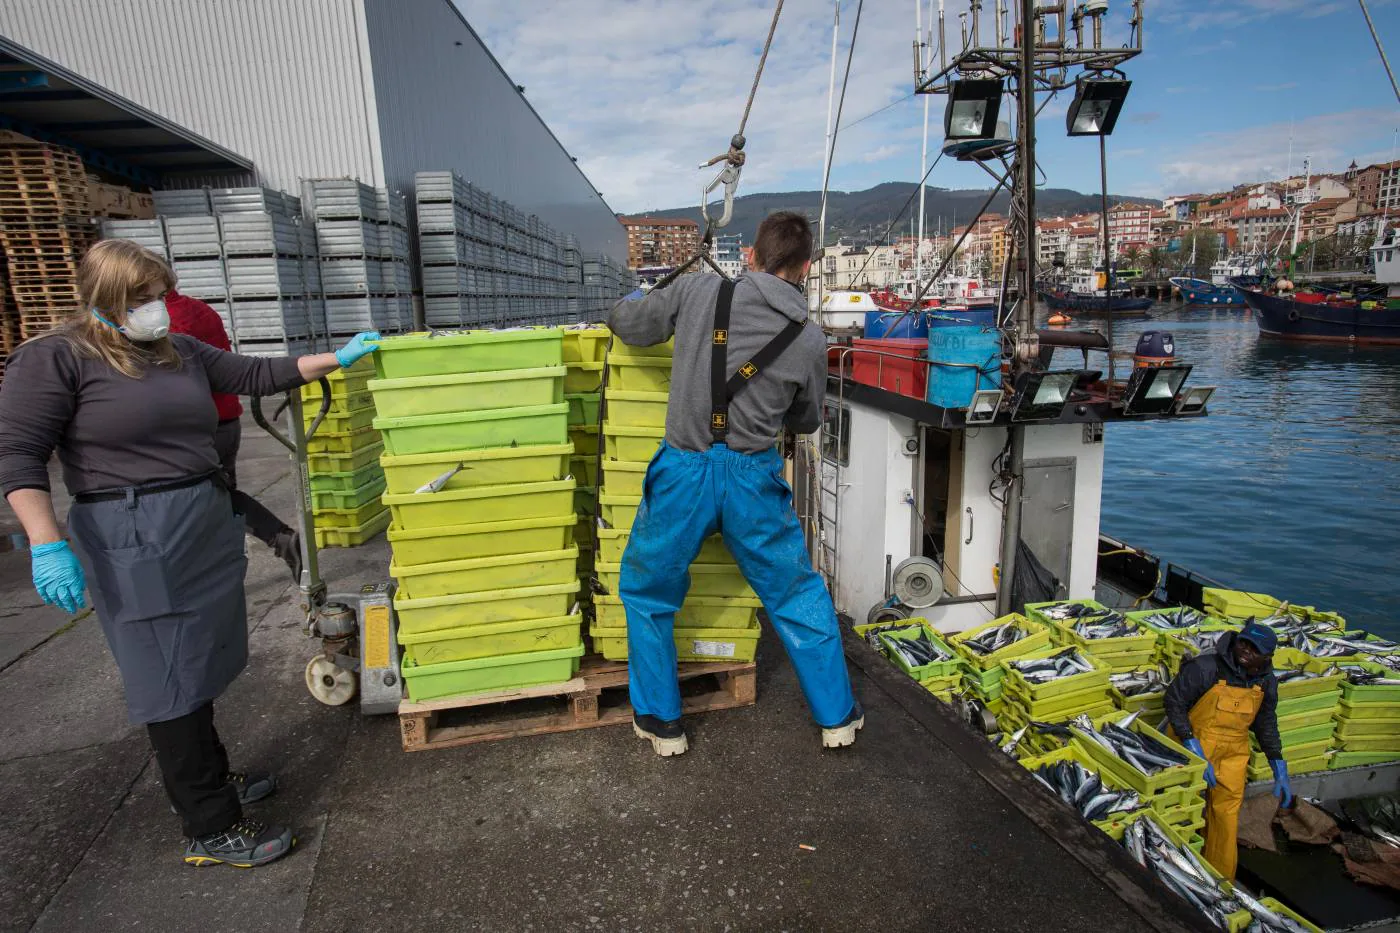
[213,418,291,547]
[146,702,241,838]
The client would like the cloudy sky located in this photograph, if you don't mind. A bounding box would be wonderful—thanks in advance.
[455,0,1400,213]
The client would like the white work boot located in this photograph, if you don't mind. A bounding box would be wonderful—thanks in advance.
[633,713,688,757]
[821,701,864,749]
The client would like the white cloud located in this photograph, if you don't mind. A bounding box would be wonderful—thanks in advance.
[1159,0,1347,32]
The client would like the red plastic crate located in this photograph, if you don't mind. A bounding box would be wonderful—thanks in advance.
[850,338,928,399]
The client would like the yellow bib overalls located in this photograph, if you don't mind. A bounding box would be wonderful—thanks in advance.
[1188,680,1264,880]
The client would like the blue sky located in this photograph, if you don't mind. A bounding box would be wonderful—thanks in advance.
[456,0,1400,213]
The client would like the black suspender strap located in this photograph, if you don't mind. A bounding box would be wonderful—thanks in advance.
[724,320,806,397]
[709,279,736,443]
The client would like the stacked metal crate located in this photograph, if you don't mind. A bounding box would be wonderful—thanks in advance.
[562,234,584,322]
[305,179,412,339]
[582,254,632,321]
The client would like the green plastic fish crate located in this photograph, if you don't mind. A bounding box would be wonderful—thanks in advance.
[1276,706,1339,733]
[594,527,733,565]
[386,514,575,567]
[870,620,964,682]
[1201,588,1295,621]
[562,326,610,364]
[313,507,390,548]
[313,497,389,528]
[374,403,569,456]
[1273,657,1345,700]
[379,443,572,495]
[1001,646,1111,702]
[569,454,599,487]
[374,328,563,379]
[308,440,384,474]
[398,614,583,666]
[603,388,669,427]
[1079,646,1157,674]
[564,362,604,393]
[1275,687,1342,717]
[950,614,1052,672]
[400,641,584,702]
[1277,720,1340,746]
[368,367,565,419]
[306,426,381,455]
[963,664,1007,693]
[382,479,575,531]
[602,424,665,463]
[1333,717,1400,739]
[395,581,581,636]
[308,460,384,494]
[1125,607,1235,636]
[302,385,374,416]
[607,354,673,392]
[571,424,600,456]
[1021,746,1145,822]
[589,621,760,663]
[1338,661,1400,703]
[303,358,373,397]
[1337,696,1400,722]
[310,472,386,511]
[600,459,649,496]
[304,404,377,434]
[565,392,602,427]
[594,594,760,631]
[1072,712,1208,797]
[1003,677,1114,719]
[594,560,754,599]
[1258,899,1322,933]
[1025,599,1109,630]
[599,492,641,530]
[1336,735,1400,753]
[1329,750,1400,768]
[390,547,580,600]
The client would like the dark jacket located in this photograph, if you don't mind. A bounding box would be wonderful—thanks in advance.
[1164,631,1282,760]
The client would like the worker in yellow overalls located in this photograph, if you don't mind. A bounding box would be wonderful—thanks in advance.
[1164,620,1293,879]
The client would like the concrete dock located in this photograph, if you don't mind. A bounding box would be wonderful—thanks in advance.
[0,418,1205,933]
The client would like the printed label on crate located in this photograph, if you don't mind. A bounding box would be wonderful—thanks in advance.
[692,639,737,658]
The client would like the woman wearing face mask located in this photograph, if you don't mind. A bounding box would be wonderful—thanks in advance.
[0,239,382,869]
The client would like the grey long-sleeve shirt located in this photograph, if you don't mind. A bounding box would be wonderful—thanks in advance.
[0,333,303,497]
[607,272,825,454]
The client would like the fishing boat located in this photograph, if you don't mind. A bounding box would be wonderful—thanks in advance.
[1242,225,1400,345]
[1168,275,1246,307]
[1039,269,1154,314]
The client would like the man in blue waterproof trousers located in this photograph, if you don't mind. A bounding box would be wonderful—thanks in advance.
[607,211,861,757]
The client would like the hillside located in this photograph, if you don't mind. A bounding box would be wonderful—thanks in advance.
[628,182,1159,244]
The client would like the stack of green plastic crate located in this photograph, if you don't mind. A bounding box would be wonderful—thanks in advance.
[1073,712,1210,843]
[303,358,389,548]
[589,338,762,663]
[948,614,1051,717]
[1331,660,1400,769]
[562,326,609,607]
[853,618,965,699]
[1027,600,1157,673]
[368,328,583,703]
[1020,745,1148,836]
[999,644,1114,737]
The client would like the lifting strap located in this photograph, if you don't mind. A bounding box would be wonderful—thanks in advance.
[709,278,806,444]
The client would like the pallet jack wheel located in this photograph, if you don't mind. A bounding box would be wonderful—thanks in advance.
[306,655,357,706]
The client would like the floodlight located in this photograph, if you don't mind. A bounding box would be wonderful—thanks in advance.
[1175,385,1216,415]
[965,389,1004,425]
[1122,364,1192,416]
[1010,371,1080,422]
[944,78,1004,140]
[1066,77,1131,137]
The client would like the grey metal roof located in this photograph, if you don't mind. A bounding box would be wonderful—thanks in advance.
[0,33,252,186]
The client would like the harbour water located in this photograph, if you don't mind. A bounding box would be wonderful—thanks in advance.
[1087,305,1400,637]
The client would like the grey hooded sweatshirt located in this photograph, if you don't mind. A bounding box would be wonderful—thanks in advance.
[607,272,825,455]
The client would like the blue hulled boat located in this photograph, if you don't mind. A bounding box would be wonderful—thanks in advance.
[1168,276,1245,307]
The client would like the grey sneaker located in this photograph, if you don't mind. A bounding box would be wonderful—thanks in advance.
[184,818,294,868]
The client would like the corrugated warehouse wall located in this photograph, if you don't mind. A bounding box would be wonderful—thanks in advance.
[0,0,626,262]
[360,0,626,264]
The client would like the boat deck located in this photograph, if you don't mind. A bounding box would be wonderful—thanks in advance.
[0,416,1209,933]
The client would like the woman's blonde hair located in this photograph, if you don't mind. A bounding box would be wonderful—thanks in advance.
[43,238,181,378]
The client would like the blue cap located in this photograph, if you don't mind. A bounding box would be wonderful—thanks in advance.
[1238,620,1278,655]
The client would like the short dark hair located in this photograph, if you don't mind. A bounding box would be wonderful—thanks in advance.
[753,211,814,276]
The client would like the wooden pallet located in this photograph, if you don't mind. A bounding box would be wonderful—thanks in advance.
[398,654,757,752]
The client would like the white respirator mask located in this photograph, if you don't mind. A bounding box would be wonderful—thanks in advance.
[93,298,170,342]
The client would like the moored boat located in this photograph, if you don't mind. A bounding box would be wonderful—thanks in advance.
[1168,275,1246,307]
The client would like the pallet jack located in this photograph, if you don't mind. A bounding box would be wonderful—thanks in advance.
[252,378,401,715]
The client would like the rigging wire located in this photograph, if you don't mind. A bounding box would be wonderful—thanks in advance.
[845,150,946,286]
[838,92,917,133]
[818,0,867,258]
[1358,0,1400,105]
[738,0,786,138]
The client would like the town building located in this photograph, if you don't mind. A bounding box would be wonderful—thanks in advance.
[1232,208,1290,253]
[1298,197,1360,242]
[619,215,700,270]
[1106,203,1152,256]
[710,233,745,278]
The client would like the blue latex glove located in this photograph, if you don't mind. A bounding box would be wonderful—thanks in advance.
[31,541,86,614]
[334,331,381,368]
[1185,738,1216,788]
[1270,758,1293,808]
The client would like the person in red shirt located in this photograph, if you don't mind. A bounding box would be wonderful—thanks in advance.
[165,289,301,579]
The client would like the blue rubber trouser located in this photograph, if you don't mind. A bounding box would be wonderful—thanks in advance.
[619,442,856,727]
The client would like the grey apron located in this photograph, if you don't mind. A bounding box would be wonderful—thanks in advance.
[67,479,249,725]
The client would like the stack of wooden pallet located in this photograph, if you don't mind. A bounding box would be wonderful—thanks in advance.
[0,267,17,381]
[0,136,95,345]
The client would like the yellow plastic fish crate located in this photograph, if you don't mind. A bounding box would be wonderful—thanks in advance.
[609,337,673,358]
[599,458,649,496]
[394,581,581,636]
[594,593,760,630]
[589,621,760,663]
[304,356,373,395]
[306,426,381,455]
[1202,589,1348,631]
[308,460,384,495]
[382,514,573,567]
[390,547,580,600]
[1338,661,1400,704]
[367,367,565,419]
[607,354,673,392]
[1337,697,1400,723]
[565,392,602,428]
[301,384,374,416]
[313,506,390,548]
[1330,750,1400,768]
[594,560,754,598]
[594,527,733,565]
[1079,646,1158,674]
[1259,899,1322,933]
[1276,721,1340,745]
[313,497,389,528]
[1336,735,1400,754]
[374,328,564,379]
[562,326,610,364]
[1025,599,1110,630]
[564,362,604,393]
[1002,646,1111,702]
[398,614,583,666]
[400,642,584,702]
[1125,606,1236,636]
[950,614,1052,672]
[374,403,569,456]
[1003,676,1114,718]
[1054,614,1155,655]
[1272,653,1345,700]
[381,479,575,531]
[1072,712,1208,797]
[379,443,572,495]
[1275,687,1342,718]
[308,440,384,474]
[1275,705,1340,733]
[571,424,600,456]
[304,404,378,434]
[603,388,669,427]
[599,491,641,530]
[603,424,666,462]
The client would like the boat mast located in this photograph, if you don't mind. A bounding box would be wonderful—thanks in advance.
[817,0,840,317]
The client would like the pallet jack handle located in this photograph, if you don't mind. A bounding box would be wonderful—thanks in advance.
[251,377,333,451]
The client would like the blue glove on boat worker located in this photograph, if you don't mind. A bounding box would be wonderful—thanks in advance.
[1185,738,1216,788]
[334,331,381,368]
[31,541,86,615]
[1270,758,1293,808]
